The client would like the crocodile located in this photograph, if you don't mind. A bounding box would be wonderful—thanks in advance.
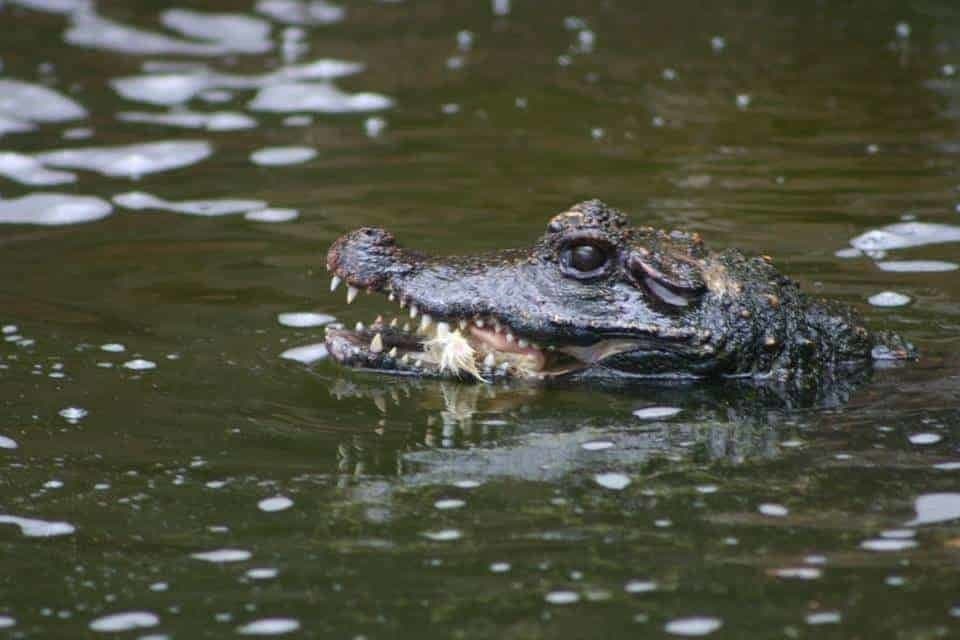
[323,199,914,383]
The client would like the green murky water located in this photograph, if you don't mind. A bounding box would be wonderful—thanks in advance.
[1,0,959,637]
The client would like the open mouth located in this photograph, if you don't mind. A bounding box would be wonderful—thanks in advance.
[323,275,636,381]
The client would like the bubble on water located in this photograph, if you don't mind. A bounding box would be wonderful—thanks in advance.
[773,567,821,580]
[594,472,631,490]
[256,0,345,26]
[0,193,112,226]
[909,433,942,445]
[490,562,510,573]
[0,514,75,537]
[868,291,910,307]
[895,21,911,39]
[633,406,681,420]
[577,30,595,53]
[249,83,392,113]
[710,36,726,52]
[118,110,257,131]
[544,590,579,605]
[0,616,14,629]
[123,359,156,371]
[237,617,300,635]
[434,499,465,510]
[0,435,18,449]
[101,343,126,352]
[456,29,474,51]
[364,116,387,137]
[246,567,279,580]
[250,146,317,166]
[115,191,266,217]
[662,68,677,81]
[0,79,87,124]
[245,208,299,223]
[943,64,957,77]
[59,406,88,422]
[581,440,614,451]
[258,496,294,512]
[851,222,960,251]
[904,493,960,526]
[590,127,605,140]
[860,538,917,552]
[664,616,723,636]
[735,94,751,109]
[279,343,328,364]
[191,548,252,563]
[0,152,76,185]
[934,461,960,471]
[624,579,658,594]
[36,140,212,178]
[758,503,789,517]
[877,260,958,272]
[277,312,334,328]
[422,529,462,541]
[805,611,841,625]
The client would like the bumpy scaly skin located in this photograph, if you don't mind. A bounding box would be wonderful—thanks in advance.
[324,200,914,383]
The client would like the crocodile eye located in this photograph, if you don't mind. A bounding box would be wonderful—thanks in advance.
[561,242,611,279]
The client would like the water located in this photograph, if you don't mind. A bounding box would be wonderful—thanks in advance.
[1,0,960,637]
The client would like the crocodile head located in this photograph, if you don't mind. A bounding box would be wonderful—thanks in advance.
[323,200,913,382]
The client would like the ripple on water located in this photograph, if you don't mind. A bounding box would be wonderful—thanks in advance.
[246,568,279,580]
[904,493,960,526]
[101,343,126,352]
[434,498,466,510]
[908,433,942,445]
[118,110,257,131]
[250,146,317,166]
[0,152,76,185]
[256,0,345,25]
[160,9,273,55]
[421,529,462,542]
[594,472,631,490]
[277,312,335,327]
[851,222,960,251]
[772,567,822,580]
[246,208,299,223]
[632,406,681,420]
[114,191,266,217]
[624,579,658,594]
[190,548,252,563]
[257,496,294,512]
[664,616,723,636]
[758,503,789,517]
[581,439,614,451]
[279,343,328,364]
[122,359,157,371]
[89,611,159,632]
[58,406,88,422]
[868,291,911,307]
[36,141,213,178]
[860,539,917,552]
[236,618,301,635]
[805,611,842,625]
[0,79,87,124]
[876,260,958,273]
[0,515,75,537]
[248,83,393,113]
[0,193,112,226]
[544,590,580,605]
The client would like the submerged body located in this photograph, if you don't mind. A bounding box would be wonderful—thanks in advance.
[323,200,913,383]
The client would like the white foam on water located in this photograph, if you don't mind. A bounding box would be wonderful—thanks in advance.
[581,440,614,451]
[664,616,723,636]
[421,529,462,541]
[909,432,942,445]
[860,538,917,552]
[66,10,236,56]
[58,406,88,421]
[364,116,386,137]
[250,146,317,166]
[160,9,273,55]
[256,0,345,25]
[868,291,911,307]
[850,222,960,251]
[632,406,681,420]
[122,358,156,370]
[114,191,265,217]
[190,548,252,562]
[0,193,111,226]
[594,472,631,490]
[904,493,960,526]
[245,208,299,222]
[89,611,159,632]
[279,342,328,364]
[876,260,958,272]
[0,79,87,123]
[490,562,510,573]
[36,140,213,178]
[0,435,18,449]
[624,579,658,594]
[0,514,75,537]
[758,503,789,517]
[773,567,822,580]
[236,618,301,635]
[111,59,364,106]
[544,590,579,605]
[934,461,960,471]
[101,343,125,352]
[434,498,465,510]
[9,0,87,14]
[805,611,842,625]
[0,152,76,186]
[118,110,257,131]
[257,496,293,512]
[62,127,94,140]
[277,312,335,327]
[0,616,15,629]
[246,567,279,579]
[0,115,36,136]
[248,82,393,113]
[453,479,482,489]
[834,247,862,258]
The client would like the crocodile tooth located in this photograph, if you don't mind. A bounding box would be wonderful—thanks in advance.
[346,285,359,304]
[493,320,502,333]
[388,346,398,358]
[436,321,450,337]
[414,359,423,368]
[399,298,406,309]
[474,318,484,328]
[410,305,419,319]
[403,322,411,332]
[355,321,365,332]
[419,314,432,332]
[517,339,529,349]
[483,353,496,368]
[505,332,515,343]
[458,319,467,331]
[389,318,398,328]
[388,292,396,302]
[330,275,342,292]
[401,353,410,363]
[373,394,387,413]
[370,333,384,353]
[374,315,383,325]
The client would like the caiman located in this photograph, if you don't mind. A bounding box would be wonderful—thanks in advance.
[323,200,914,383]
